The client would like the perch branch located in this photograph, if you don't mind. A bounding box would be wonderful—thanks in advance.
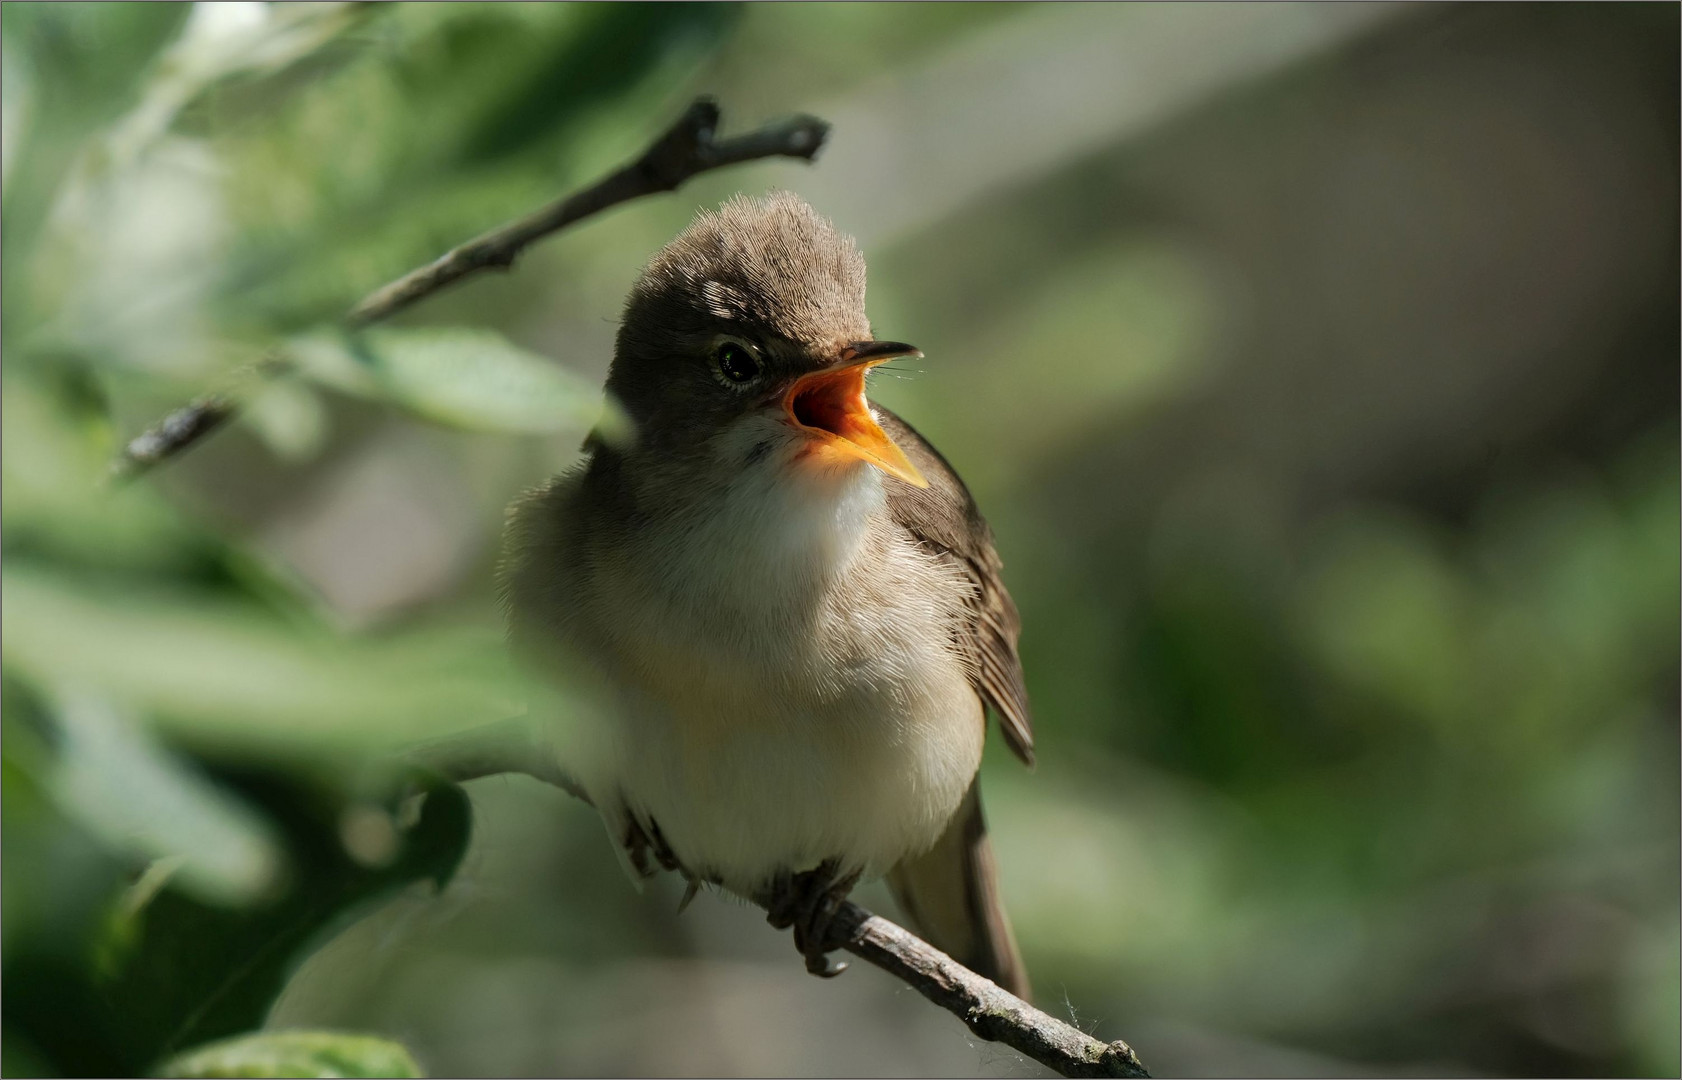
[831,901,1149,1078]
[426,737,1148,1078]
[113,98,830,479]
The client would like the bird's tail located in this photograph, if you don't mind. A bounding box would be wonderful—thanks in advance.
[886,778,1030,1001]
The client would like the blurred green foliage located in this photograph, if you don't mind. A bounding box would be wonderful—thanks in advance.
[161,1030,424,1079]
[3,3,1677,1079]
[1,3,652,1074]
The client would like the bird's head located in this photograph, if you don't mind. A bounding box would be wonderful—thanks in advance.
[606,192,926,489]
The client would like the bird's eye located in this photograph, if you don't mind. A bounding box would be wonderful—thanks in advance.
[712,340,762,386]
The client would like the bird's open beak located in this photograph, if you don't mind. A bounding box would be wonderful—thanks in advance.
[782,341,928,488]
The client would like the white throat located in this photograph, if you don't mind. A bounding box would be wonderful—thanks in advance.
[626,410,888,625]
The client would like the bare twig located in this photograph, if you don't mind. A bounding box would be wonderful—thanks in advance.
[348,100,827,326]
[429,738,1148,1078]
[831,901,1149,1078]
[114,98,830,478]
[114,395,237,477]
[111,353,294,482]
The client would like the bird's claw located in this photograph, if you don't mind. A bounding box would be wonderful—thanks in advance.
[764,858,858,979]
[805,951,848,978]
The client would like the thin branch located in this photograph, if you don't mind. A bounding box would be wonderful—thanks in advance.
[113,98,830,479]
[832,901,1149,1078]
[347,100,826,326]
[429,739,1148,1078]
[113,394,237,477]
[112,352,293,482]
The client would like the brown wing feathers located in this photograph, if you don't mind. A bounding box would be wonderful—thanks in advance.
[877,407,1035,766]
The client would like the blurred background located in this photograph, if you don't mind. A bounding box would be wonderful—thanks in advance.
[3,3,1677,1077]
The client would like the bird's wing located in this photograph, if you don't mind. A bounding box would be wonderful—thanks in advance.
[876,406,1035,766]
[886,776,1030,998]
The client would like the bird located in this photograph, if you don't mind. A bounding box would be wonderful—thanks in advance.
[499,191,1034,997]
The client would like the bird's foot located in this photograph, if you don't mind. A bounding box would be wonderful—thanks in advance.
[764,859,860,978]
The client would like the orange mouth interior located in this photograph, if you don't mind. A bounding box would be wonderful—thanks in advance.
[783,363,927,488]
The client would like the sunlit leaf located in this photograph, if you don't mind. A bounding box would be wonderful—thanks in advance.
[0,2,189,283]
[51,690,282,907]
[1,563,569,762]
[161,1029,425,1079]
[97,2,367,172]
[287,327,613,436]
[240,379,329,463]
[16,5,369,374]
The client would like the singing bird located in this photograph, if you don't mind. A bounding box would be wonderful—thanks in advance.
[500,191,1034,996]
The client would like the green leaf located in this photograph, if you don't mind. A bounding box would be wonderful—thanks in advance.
[30,769,468,1074]
[238,378,329,463]
[5,737,470,1076]
[1,372,203,571]
[1,692,140,1077]
[161,1029,424,1079]
[0,2,190,281]
[90,3,368,182]
[105,773,470,1067]
[287,327,618,437]
[1,563,567,762]
[51,690,283,907]
[452,2,738,167]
